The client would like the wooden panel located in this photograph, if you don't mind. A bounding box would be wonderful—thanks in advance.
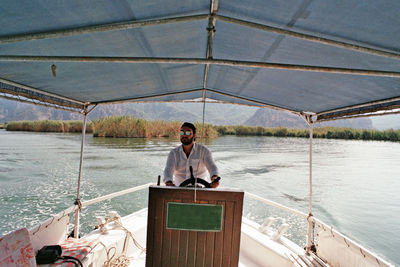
[146,186,243,267]
[161,200,172,266]
[145,188,156,267]
[231,202,243,265]
[178,230,188,267]
[204,231,215,266]
[187,231,197,266]
[222,201,234,267]
[170,222,180,265]
[213,201,224,267]
[195,231,206,267]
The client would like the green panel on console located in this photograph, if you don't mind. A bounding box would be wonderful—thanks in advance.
[166,202,223,231]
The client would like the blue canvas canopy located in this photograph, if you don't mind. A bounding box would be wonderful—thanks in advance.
[1,0,399,121]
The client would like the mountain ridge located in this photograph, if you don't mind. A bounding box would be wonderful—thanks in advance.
[0,98,378,129]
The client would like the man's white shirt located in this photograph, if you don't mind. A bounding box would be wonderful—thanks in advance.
[163,143,219,185]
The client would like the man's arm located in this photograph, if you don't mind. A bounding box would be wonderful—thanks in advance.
[203,147,219,177]
[203,147,220,188]
[163,151,176,186]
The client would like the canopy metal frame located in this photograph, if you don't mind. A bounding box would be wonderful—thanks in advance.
[1,8,400,119]
[1,13,399,61]
[1,56,399,78]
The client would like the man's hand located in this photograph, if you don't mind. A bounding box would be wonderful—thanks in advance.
[165,180,175,186]
[210,175,220,188]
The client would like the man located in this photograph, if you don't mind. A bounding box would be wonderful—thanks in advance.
[164,122,220,188]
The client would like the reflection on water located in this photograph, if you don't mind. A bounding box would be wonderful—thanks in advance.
[0,130,399,264]
[91,136,217,149]
[91,136,149,148]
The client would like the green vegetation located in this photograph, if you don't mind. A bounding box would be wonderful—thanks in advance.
[91,116,218,138]
[216,125,400,141]
[4,120,92,133]
[92,116,176,138]
[4,117,400,142]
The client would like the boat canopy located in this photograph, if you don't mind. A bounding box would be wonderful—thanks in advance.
[1,0,399,121]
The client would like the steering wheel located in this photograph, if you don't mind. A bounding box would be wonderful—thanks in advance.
[179,177,211,188]
[179,165,211,188]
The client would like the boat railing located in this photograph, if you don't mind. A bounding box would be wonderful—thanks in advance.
[245,191,308,219]
[30,184,307,245]
[245,191,393,267]
[80,182,154,207]
[310,216,393,267]
[29,182,154,236]
[28,182,154,251]
[28,183,393,266]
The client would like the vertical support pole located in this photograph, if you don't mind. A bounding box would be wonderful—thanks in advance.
[194,93,207,203]
[195,0,218,202]
[305,114,315,253]
[73,105,88,238]
[308,120,313,216]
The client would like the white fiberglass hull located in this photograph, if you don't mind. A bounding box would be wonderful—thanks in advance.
[6,185,392,267]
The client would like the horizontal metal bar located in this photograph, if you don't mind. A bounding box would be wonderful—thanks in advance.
[317,108,400,122]
[318,109,400,122]
[0,14,209,44]
[2,56,398,78]
[217,15,400,61]
[91,87,294,112]
[94,88,204,105]
[0,93,83,113]
[207,88,303,116]
[81,183,153,207]
[0,77,85,105]
[317,96,400,117]
[245,191,308,219]
[95,86,275,109]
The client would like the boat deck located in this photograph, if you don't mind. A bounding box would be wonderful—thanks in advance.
[80,208,329,267]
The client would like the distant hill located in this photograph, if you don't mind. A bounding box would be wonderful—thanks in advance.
[0,98,257,125]
[0,98,380,129]
[245,109,306,128]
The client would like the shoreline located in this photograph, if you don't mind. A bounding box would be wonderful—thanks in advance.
[3,117,400,142]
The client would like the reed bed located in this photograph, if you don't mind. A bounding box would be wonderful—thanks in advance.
[215,125,400,141]
[92,116,180,138]
[4,117,400,142]
[91,116,218,138]
[4,120,92,133]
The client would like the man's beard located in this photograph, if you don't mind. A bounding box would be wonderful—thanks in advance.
[181,136,194,145]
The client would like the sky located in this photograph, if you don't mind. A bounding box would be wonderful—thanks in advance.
[371,114,400,130]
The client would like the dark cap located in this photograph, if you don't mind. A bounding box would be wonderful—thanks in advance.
[181,122,196,134]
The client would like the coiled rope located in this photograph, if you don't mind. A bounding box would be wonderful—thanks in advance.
[90,215,146,267]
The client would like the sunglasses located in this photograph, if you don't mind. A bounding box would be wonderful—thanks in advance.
[180,130,192,136]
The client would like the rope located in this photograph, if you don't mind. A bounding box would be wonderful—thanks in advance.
[74,199,82,211]
[114,220,146,253]
[90,213,146,267]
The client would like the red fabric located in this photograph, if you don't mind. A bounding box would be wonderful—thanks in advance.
[0,228,36,267]
[51,238,95,266]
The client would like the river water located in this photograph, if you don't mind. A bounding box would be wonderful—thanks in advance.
[0,130,399,265]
